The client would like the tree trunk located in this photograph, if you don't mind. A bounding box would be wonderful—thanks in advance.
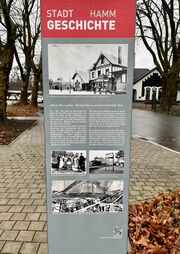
[160,73,178,112]
[0,70,8,121]
[0,46,14,121]
[15,50,31,105]
[31,74,39,107]
[20,75,30,105]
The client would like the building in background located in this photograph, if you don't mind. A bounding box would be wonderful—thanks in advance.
[89,47,127,93]
[72,71,90,91]
[133,68,180,102]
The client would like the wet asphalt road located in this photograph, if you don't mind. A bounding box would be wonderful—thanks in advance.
[132,109,180,152]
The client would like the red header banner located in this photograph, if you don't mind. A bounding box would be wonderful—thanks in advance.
[41,0,136,38]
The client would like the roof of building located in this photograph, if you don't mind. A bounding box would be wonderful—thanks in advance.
[134,67,157,84]
[90,53,127,70]
[104,53,120,65]
[72,71,89,83]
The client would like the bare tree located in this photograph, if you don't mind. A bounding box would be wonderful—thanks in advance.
[30,52,42,107]
[0,0,17,120]
[14,0,41,105]
[136,0,180,110]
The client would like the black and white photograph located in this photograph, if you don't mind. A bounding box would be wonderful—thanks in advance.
[52,180,124,213]
[89,150,124,174]
[51,150,86,174]
[48,44,128,95]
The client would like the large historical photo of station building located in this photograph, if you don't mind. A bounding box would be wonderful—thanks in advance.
[52,180,124,213]
[48,44,128,95]
[89,150,124,174]
[51,150,86,174]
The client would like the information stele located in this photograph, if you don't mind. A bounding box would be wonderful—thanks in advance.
[41,0,136,254]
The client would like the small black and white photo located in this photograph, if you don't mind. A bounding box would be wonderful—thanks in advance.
[51,150,86,174]
[48,44,128,95]
[52,180,124,214]
[89,150,124,174]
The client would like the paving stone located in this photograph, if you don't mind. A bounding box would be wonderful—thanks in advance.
[0,193,8,199]
[29,189,41,194]
[6,188,20,194]
[7,193,20,199]
[0,188,8,193]
[37,243,48,254]
[10,213,27,221]
[33,232,47,243]
[25,213,40,221]
[19,193,32,199]
[35,206,46,213]
[8,206,24,213]
[8,198,21,206]
[16,231,35,242]
[142,186,154,191]
[44,223,47,231]
[0,213,13,221]
[22,206,37,213]
[16,184,28,189]
[0,240,5,251]
[20,199,34,206]
[1,241,22,254]
[13,221,30,230]
[5,184,18,189]
[32,199,46,206]
[20,242,39,254]
[0,183,8,188]
[0,206,10,213]
[0,228,3,234]
[0,199,9,205]
[0,221,15,230]
[28,222,45,231]
[0,230,19,241]
[30,194,43,199]
[18,188,29,194]
[39,213,46,222]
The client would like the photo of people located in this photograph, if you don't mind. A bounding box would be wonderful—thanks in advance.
[48,44,128,95]
[89,150,124,174]
[51,150,86,174]
[52,180,124,214]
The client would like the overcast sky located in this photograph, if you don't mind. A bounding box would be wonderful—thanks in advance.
[48,42,154,82]
[135,40,154,69]
[48,44,128,82]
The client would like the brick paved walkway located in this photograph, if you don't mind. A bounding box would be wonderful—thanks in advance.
[0,116,179,253]
[0,117,46,254]
[130,138,180,203]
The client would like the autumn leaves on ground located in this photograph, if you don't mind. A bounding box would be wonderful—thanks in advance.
[0,104,40,145]
[129,190,180,254]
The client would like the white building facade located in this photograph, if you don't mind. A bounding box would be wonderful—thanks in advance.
[133,68,180,102]
[89,51,127,93]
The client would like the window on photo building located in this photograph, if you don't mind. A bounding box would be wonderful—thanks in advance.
[121,73,126,83]
[106,68,109,75]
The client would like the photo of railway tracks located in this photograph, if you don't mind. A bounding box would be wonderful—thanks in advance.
[52,180,123,214]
